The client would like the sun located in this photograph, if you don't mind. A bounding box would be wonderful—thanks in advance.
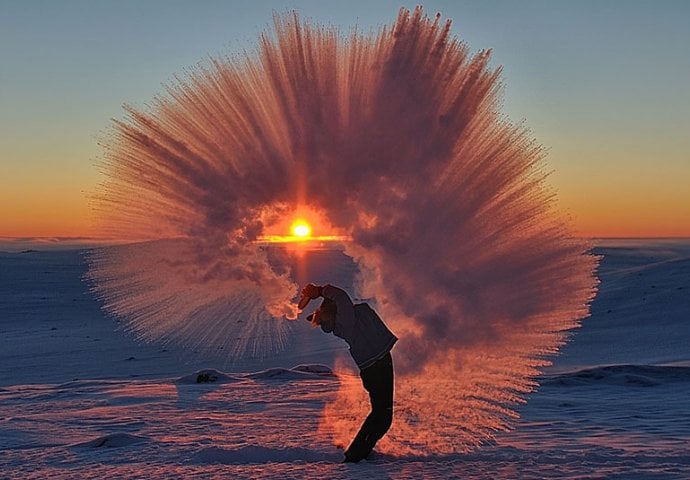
[254,208,350,245]
[290,219,312,239]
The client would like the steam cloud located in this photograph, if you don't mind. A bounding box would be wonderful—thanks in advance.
[87,7,599,453]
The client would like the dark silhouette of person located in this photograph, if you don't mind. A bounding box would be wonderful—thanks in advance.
[299,283,397,463]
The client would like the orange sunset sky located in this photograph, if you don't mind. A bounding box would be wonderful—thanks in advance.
[1,1,689,239]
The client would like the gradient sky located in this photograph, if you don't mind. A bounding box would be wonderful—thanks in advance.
[1,0,689,238]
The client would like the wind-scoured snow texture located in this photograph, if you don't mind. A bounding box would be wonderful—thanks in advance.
[86,7,598,454]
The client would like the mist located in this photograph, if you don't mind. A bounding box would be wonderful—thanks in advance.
[87,7,598,453]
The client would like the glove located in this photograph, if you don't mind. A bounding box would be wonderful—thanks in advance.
[298,283,322,310]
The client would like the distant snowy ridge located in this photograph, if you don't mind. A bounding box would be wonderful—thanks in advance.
[176,365,335,384]
[245,364,336,380]
[72,433,148,449]
[175,369,242,384]
[543,364,690,387]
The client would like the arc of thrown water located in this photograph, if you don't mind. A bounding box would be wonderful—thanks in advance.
[87,7,599,454]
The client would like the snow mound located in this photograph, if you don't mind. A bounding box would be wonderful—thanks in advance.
[189,445,332,464]
[543,365,690,387]
[244,364,335,380]
[291,364,336,376]
[72,432,148,448]
[175,369,241,384]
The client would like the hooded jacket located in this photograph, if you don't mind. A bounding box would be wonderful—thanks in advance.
[319,284,397,370]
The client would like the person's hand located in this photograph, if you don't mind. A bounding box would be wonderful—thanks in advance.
[298,283,322,310]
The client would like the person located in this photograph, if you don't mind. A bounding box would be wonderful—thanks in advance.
[298,283,397,463]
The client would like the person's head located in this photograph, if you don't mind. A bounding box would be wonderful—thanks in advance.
[318,297,337,323]
[308,297,337,326]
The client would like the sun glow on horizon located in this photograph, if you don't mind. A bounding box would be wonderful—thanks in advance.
[290,219,312,239]
[255,212,350,245]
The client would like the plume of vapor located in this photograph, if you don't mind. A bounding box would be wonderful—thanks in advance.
[87,7,598,453]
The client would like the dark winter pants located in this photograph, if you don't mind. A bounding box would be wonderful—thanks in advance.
[344,352,394,462]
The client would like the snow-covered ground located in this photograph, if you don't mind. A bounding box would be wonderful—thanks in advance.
[1,239,689,479]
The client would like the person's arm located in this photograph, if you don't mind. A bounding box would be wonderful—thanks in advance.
[321,284,355,327]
